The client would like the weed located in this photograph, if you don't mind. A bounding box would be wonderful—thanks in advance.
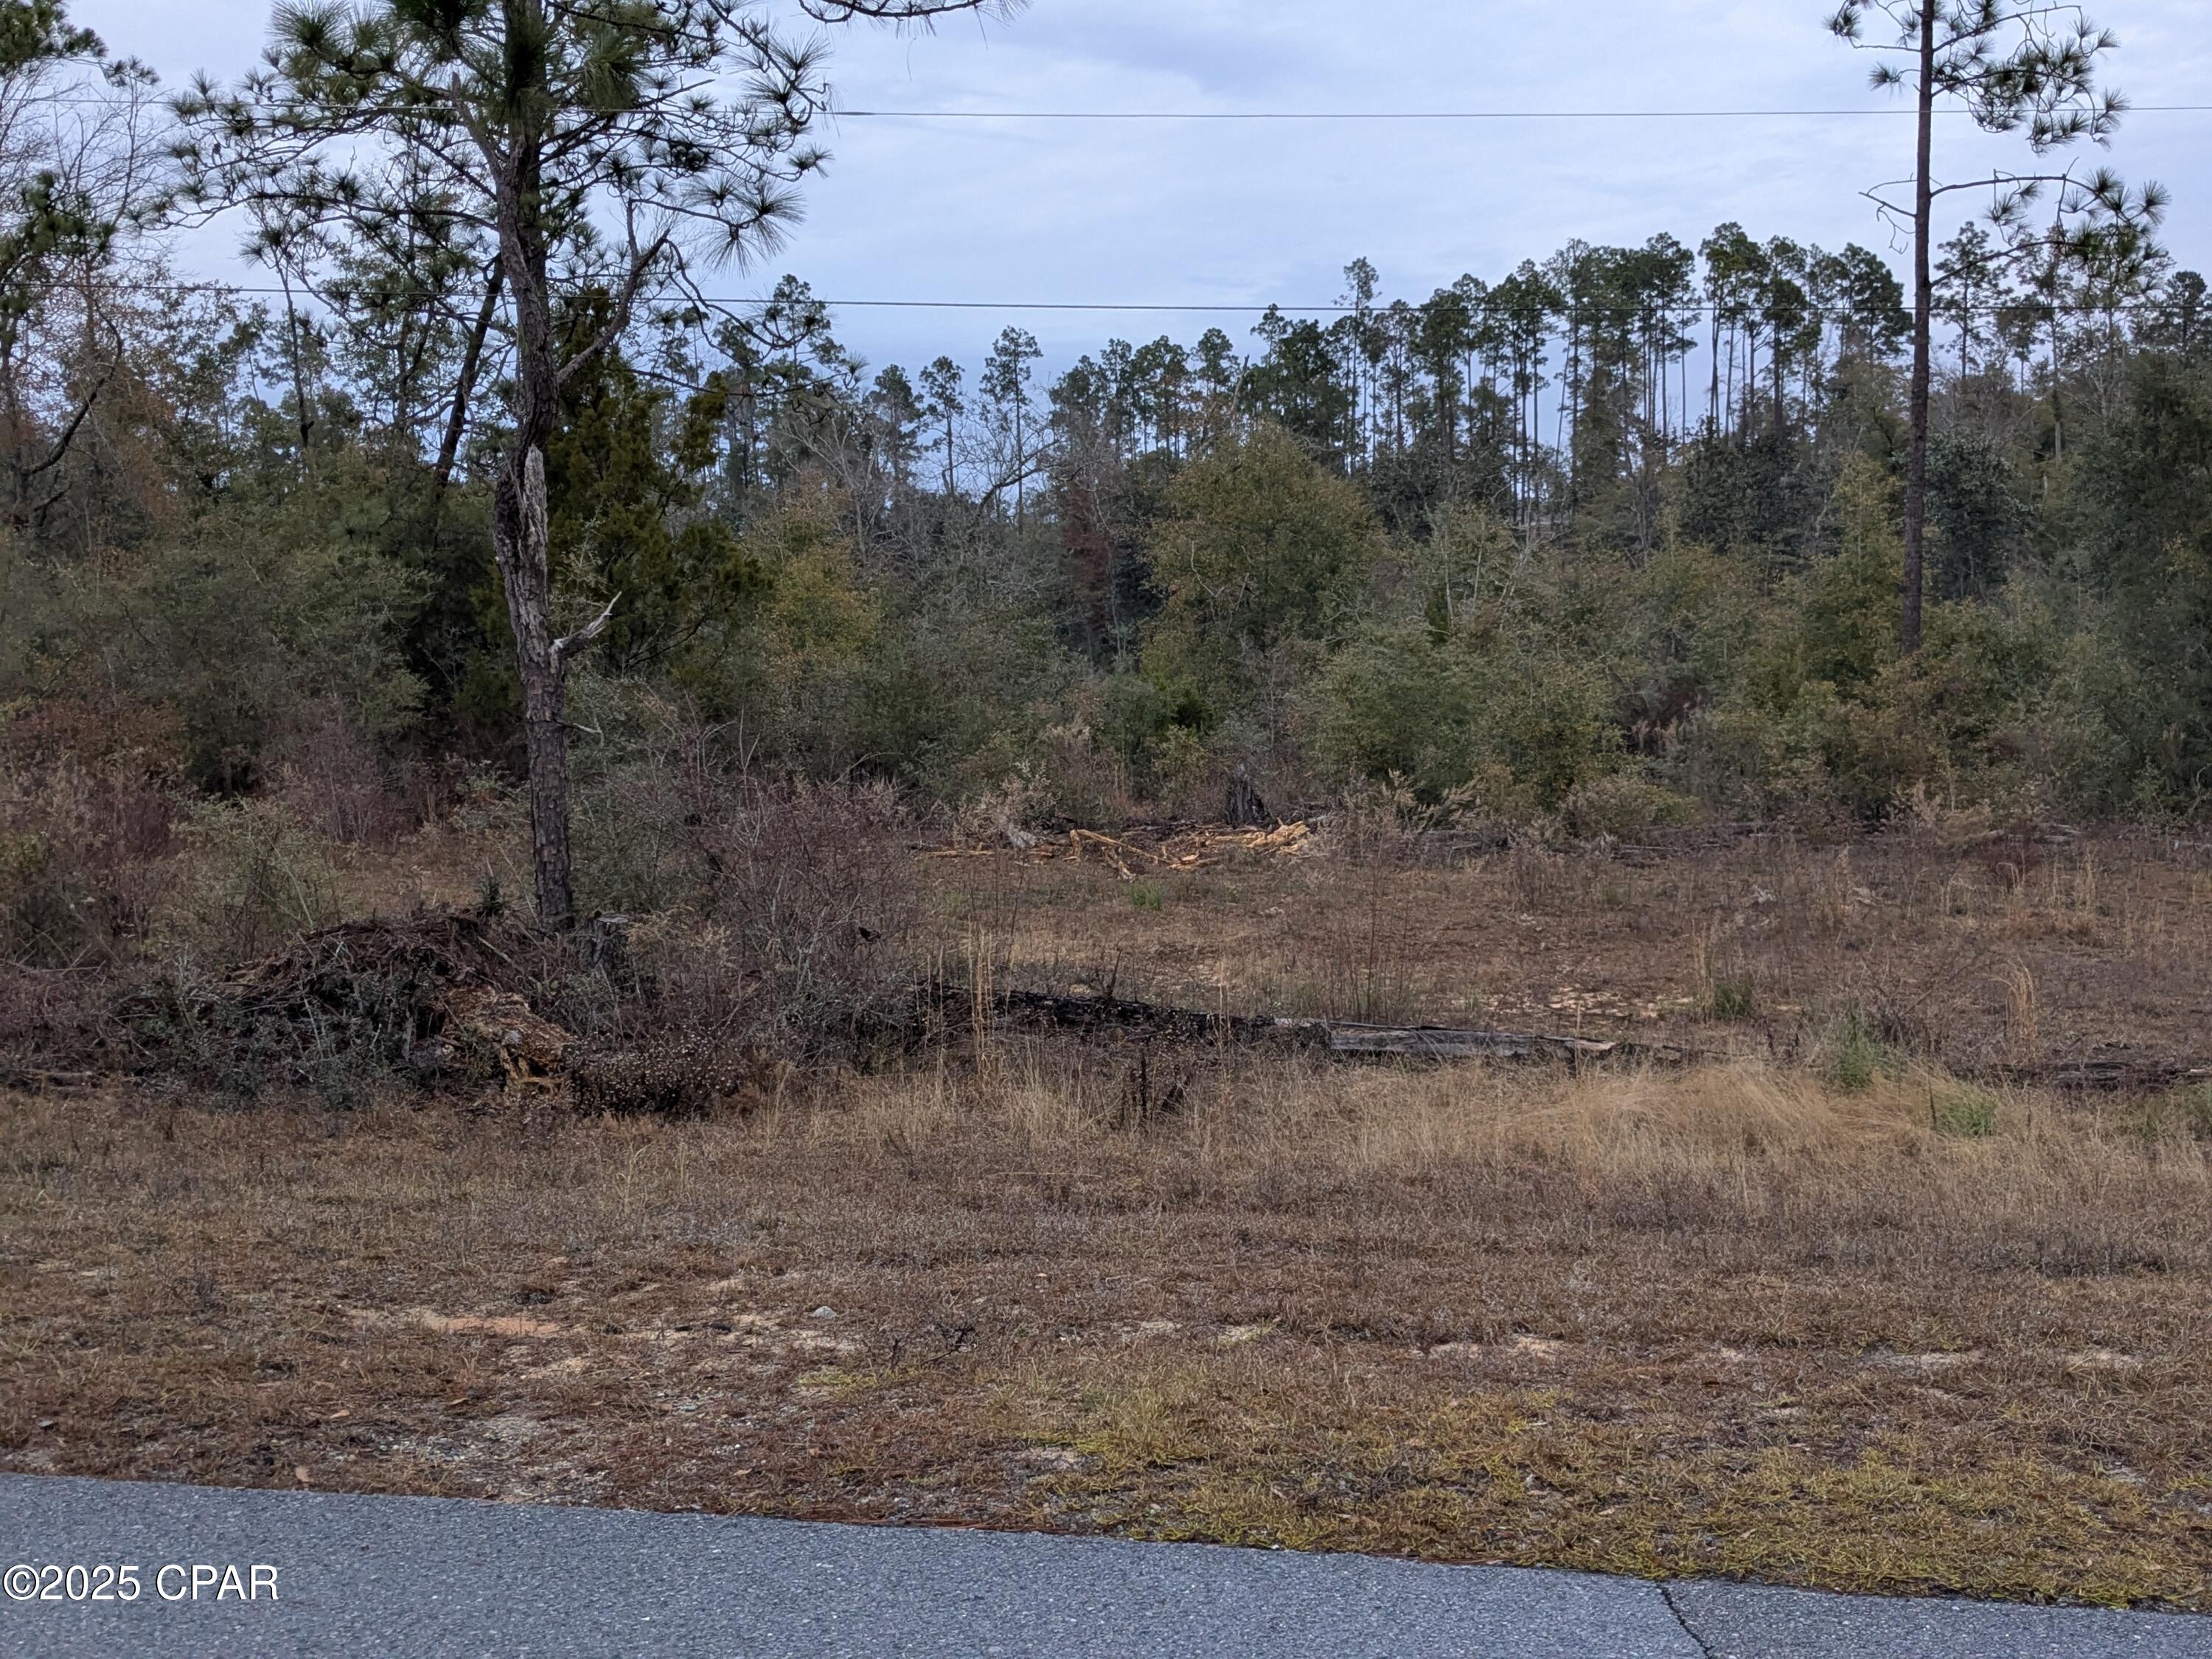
[1130,880,1165,912]
[1692,923,1757,1021]
[1930,1086,2000,1138]
[2003,961,2039,1065]
[2135,1083,2212,1141]
[1830,1014,1888,1093]
[1705,973,1759,1022]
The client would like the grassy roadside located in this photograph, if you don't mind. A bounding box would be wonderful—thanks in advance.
[4,1059,2207,1610]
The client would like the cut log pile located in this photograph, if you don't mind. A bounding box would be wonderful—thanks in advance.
[929,821,1316,879]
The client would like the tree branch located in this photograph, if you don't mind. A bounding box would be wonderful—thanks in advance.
[553,591,621,666]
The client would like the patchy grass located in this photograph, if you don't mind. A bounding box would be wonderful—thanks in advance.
[4,1056,2208,1609]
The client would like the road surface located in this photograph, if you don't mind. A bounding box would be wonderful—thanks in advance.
[1,1474,2204,1656]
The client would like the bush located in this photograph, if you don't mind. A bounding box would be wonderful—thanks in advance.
[167,799,340,965]
[1663,691,1837,817]
[268,698,435,849]
[1815,599,2059,818]
[624,777,920,1060]
[1143,422,1382,724]
[83,537,424,794]
[1315,619,1625,815]
[1561,775,1701,842]
[573,700,922,1059]
[0,758,178,967]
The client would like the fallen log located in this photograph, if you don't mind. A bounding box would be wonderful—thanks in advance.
[993,990,1699,1068]
[1983,1058,2212,1093]
[1318,1023,1693,1065]
[998,990,1289,1046]
[0,1067,97,1094]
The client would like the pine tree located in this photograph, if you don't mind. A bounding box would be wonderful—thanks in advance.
[1829,0,2160,653]
[178,0,1019,928]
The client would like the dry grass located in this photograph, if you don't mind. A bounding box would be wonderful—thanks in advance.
[4,1051,2208,1607]
[7,814,2211,1604]
[947,827,2212,1077]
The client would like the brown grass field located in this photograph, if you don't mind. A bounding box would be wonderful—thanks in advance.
[4,824,2211,1609]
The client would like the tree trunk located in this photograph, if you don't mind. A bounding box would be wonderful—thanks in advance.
[1902,0,1937,656]
[493,447,577,931]
[484,86,585,933]
[2048,305,2066,460]
[434,268,504,495]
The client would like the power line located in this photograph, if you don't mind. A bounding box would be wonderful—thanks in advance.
[801,297,2183,316]
[20,92,2212,118]
[39,278,2194,316]
[835,105,2212,120]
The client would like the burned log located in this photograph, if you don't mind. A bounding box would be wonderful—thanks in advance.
[992,990,1698,1070]
[1318,1023,1688,1065]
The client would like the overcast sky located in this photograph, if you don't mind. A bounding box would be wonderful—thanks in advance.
[79,0,2212,378]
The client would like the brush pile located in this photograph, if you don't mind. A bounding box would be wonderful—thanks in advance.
[109,911,579,1099]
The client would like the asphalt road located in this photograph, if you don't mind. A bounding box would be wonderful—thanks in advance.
[1,1474,2205,1657]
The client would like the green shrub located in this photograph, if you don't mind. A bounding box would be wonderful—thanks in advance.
[1143,422,1382,720]
[1562,775,1701,841]
[1315,621,1624,815]
[1931,1086,2000,1138]
[1829,1013,1888,1093]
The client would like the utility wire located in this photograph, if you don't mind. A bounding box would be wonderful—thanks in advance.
[834,105,2212,119]
[19,93,2212,116]
[35,278,2194,316]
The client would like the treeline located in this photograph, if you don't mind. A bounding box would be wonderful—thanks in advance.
[4,7,2212,940]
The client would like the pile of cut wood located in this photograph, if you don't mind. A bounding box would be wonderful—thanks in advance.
[932,820,1315,879]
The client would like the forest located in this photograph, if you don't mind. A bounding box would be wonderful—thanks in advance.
[1,0,2208,960]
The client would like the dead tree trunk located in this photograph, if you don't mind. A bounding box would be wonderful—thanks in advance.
[492,448,572,930]
[492,447,613,932]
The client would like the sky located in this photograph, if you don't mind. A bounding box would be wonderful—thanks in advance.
[75,0,2212,380]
